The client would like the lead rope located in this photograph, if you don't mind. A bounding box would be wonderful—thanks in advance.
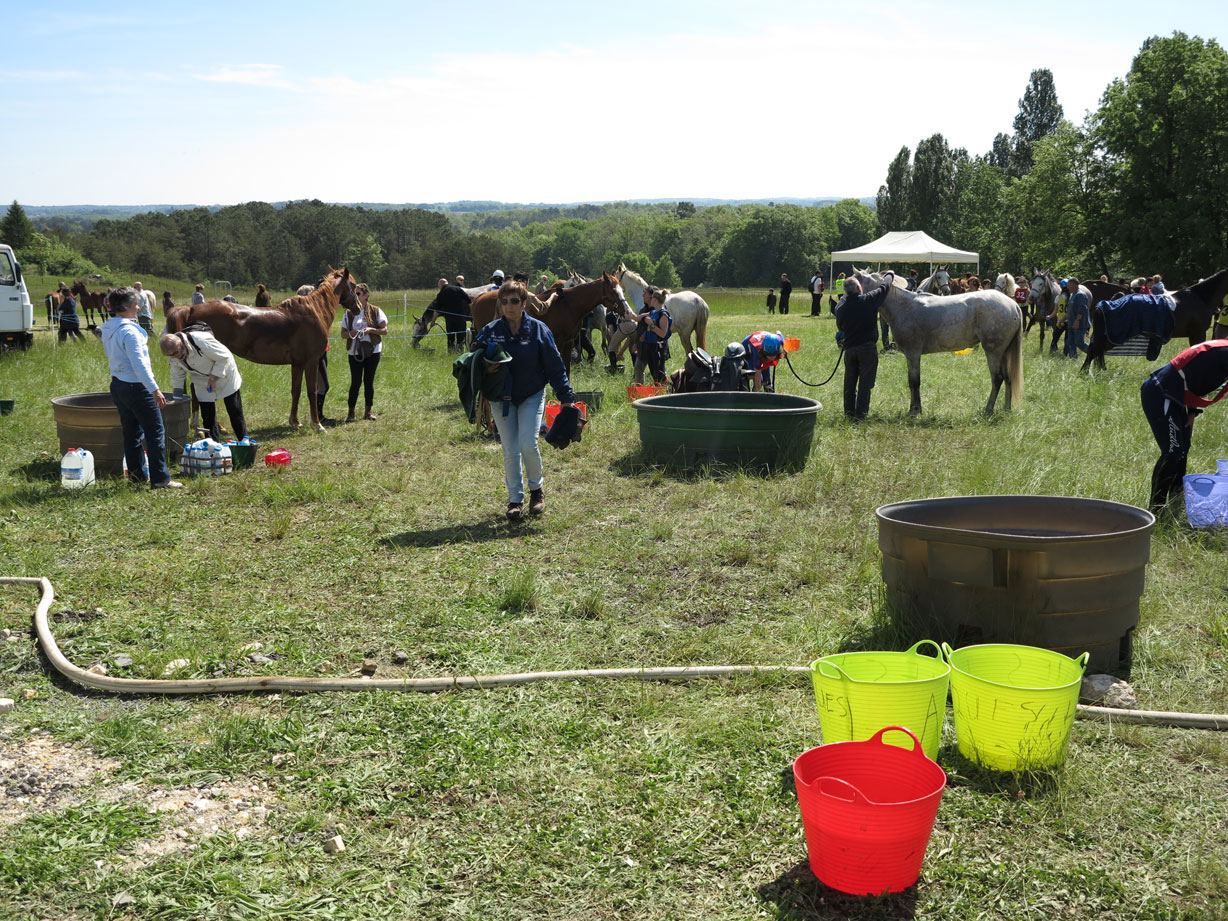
[781,347,843,388]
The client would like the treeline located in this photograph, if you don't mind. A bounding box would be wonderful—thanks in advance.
[57,197,878,291]
[876,34,1228,285]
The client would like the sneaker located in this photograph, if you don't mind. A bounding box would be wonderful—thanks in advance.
[506,502,524,522]
[152,479,184,490]
[364,410,378,421]
[529,488,544,515]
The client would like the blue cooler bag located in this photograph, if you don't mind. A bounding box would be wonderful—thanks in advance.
[1184,474,1228,528]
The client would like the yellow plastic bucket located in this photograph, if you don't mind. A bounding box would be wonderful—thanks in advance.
[943,643,1089,772]
[810,640,950,759]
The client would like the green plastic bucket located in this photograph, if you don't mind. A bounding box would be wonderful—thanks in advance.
[944,643,1089,772]
[810,640,950,759]
[227,442,257,469]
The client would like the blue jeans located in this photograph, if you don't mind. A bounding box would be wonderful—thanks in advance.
[1065,324,1088,357]
[109,378,173,486]
[492,389,546,503]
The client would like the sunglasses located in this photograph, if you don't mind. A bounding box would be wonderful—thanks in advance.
[499,297,523,305]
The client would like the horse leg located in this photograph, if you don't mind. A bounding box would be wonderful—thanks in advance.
[906,354,923,417]
[985,354,1005,414]
[303,360,323,431]
[290,364,303,427]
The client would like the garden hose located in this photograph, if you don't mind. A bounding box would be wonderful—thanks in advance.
[4,576,1227,731]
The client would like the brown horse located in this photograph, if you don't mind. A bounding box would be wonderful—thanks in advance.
[1082,269,1228,372]
[166,268,358,430]
[471,274,630,372]
[70,281,108,328]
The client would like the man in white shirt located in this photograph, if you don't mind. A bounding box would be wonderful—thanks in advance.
[133,281,157,336]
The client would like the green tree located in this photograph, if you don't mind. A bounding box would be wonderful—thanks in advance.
[1092,32,1228,280]
[987,133,1012,170]
[706,205,826,286]
[1,201,36,250]
[830,198,877,252]
[342,233,388,283]
[653,254,682,289]
[911,134,960,237]
[875,146,912,232]
[1010,68,1064,176]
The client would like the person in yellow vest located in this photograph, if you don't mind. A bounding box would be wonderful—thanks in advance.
[1214,293,1228,339]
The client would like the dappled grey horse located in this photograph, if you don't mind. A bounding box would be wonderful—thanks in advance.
[853,269,1023,416]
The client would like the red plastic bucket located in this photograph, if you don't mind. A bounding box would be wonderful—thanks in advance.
[793,726,946,895]
[543,400,588,430]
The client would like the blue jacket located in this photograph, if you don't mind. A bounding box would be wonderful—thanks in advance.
[473,314,575,406]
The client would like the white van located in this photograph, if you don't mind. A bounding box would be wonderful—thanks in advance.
[0,243,35,350]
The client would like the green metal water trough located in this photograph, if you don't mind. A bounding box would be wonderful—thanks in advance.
[633,391,821,471]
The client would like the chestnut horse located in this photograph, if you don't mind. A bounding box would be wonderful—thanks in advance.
[70,281,107,328]
[470,274,631,372]
[167,268,358,430]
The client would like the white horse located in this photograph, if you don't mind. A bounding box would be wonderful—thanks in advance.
[916,266,952,295]
[852,269,1023,416]
[615,263,709,353]
[993,273,1017,298]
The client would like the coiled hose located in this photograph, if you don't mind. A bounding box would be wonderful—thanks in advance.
[4,576,1226,730]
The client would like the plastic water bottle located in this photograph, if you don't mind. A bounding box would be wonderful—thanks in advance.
[60,448,95,489]
[122,449,149,481]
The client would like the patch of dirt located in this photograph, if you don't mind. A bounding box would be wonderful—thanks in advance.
[52,608,106,623]
[0,727,280,862]
[0,727,120,828]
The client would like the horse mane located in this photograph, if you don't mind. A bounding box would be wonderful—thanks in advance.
[1189,268,1228,301]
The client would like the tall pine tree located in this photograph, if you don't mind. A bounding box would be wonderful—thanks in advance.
[1,201,35,250]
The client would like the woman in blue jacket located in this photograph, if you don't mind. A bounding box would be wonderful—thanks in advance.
[473,280,577,521]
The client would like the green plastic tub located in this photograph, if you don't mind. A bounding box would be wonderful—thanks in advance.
[633,391,820,471]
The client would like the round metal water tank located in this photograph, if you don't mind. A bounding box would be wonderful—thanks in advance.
[634,391,820,471]
[876,496,1155,677]
[51,392,192,477]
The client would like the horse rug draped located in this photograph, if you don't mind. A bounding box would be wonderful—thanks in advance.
[1101,293,1177,360]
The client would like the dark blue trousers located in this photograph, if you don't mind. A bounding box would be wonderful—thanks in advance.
[110,378,172,486]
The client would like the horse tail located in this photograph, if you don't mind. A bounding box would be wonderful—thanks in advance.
[1006,311,1024,406]
[695,300,709,351]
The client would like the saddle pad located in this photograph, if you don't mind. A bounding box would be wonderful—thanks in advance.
[1105,335,1153,357]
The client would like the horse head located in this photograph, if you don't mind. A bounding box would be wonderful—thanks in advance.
[324,266,358,310]
[410,312,429,347]
[601,273,631,315]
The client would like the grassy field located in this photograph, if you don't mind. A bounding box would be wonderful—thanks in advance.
[1,278,1227,920]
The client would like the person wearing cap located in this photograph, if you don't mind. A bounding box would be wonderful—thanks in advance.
[473,279,576,521]
[742,329,785,393]
[835,272,895,420]
[1141,339,1228,513]
[101,287,183,489]
[191,284,206,306]
[489,269,506,291]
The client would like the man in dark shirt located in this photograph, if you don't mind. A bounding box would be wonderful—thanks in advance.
[1140,340,1228,513]
[428,278,474,351]
[835,273,895,420]
[779,273,792,315]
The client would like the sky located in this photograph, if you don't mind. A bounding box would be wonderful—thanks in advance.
[0,0,1222,207]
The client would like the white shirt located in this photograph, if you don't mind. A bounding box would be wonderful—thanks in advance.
[342,307,389,357]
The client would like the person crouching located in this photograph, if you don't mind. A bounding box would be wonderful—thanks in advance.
[159,329,247,442]
[473,280,577,521]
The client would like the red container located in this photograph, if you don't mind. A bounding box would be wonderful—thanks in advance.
[793,726,946,895]
[264,449,292,466]
[543,400,587,429]
[627,383,666,400]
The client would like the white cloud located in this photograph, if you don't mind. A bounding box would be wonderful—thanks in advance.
[197,64,299,91]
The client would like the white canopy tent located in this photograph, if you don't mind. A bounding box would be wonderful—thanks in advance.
[829,230,978,289]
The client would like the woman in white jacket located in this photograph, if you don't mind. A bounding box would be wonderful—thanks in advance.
[159,329,247,441]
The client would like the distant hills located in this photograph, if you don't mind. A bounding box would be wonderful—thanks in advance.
[25,197,875,223]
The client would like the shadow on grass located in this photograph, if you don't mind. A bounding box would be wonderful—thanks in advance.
[381,519,528,548]
[757,860,919,920]
[939,744,1066,799]
[607,450,804,482]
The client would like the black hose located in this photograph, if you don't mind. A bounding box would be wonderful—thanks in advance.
[782,348,842,388]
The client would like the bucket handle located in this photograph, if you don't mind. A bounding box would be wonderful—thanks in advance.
[1074,651,1090,673]
[908,639,943,660]
[816,775,868,804]
[940,641,954,662]
[866,725,925,756]
[812,657,851,683]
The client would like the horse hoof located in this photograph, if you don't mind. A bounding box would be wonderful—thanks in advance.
[314,424,325,433]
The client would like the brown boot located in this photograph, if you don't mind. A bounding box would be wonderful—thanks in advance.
[506,502,524,522]
[529,488,544,515]
[364,408,378,420]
